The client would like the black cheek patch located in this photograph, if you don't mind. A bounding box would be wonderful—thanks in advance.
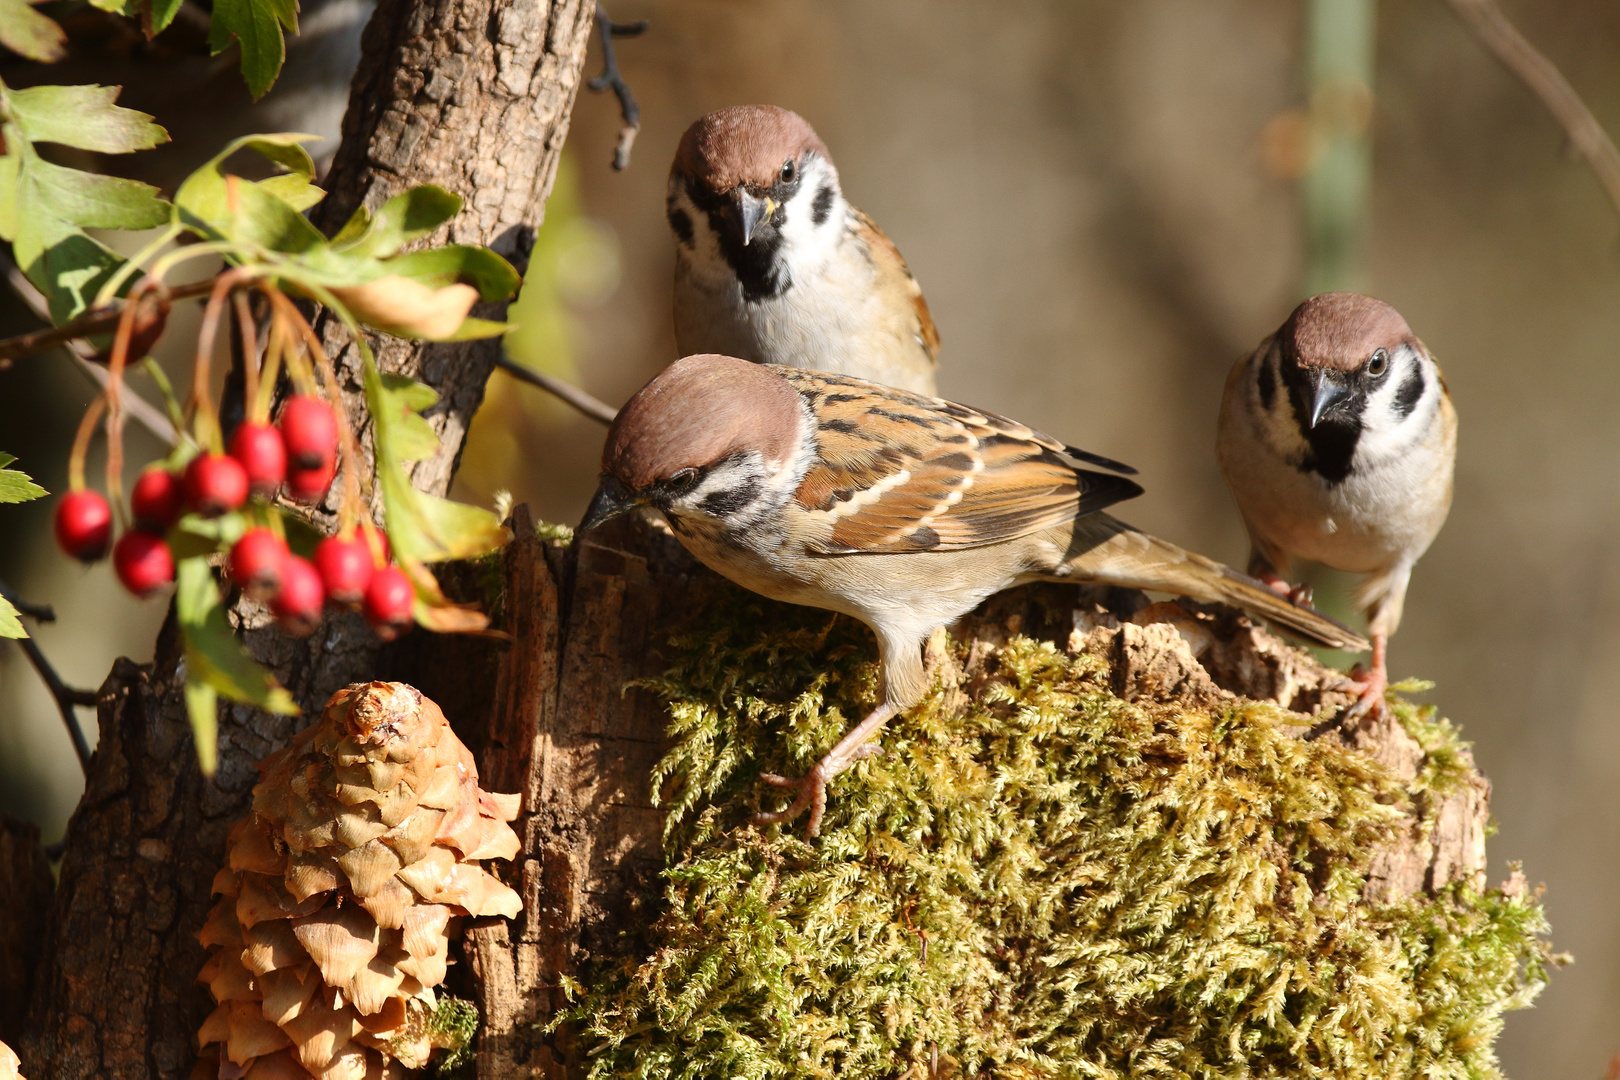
[1257,356,1276,411]
[811,184,835,225]
[1392,363,1426,419]
[667,203,695,247]
[698,478,761,516]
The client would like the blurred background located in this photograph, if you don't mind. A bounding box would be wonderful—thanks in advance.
[2,0,1617,1073]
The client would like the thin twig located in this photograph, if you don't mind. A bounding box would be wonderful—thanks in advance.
[493,355,618,425]
[587,3,647,171]
[1444,0,1620,222]
[0,275,215,364]
[0,254,179,444]
[0,578,94,774]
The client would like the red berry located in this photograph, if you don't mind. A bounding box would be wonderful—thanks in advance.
[228,422,287,497]
[278,396,338,472]
[314,534,374,605]
[286,459,338,505]
[184,454,249,517]
[113,530,174,597]
[54,490,112,562]
[229,528,288,601]
[271,554,324,636]
[130,469,185,532]
[363,566,414,640]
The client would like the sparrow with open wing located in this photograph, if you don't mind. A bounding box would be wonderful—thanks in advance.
[1218,293,1456,723]
[667,105,941,396]
[580,355,1366,836]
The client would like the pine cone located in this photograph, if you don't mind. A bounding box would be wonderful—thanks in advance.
[195,682,521,1079]
[0,1039,23,1080]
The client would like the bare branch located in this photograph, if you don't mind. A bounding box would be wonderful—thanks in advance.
[493,355,618,424]
[0,273,215,364]
[0,254,181,444]
[1444,0,1620,222]
[587,3,647,171]
[0,578,94,774]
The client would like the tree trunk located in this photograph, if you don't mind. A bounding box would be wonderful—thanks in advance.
[18,1,595,1074]
[457,508,1492,1079]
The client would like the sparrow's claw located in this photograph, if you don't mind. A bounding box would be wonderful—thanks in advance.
[1257,572,1313,607]
[1332,664,1389,723]
[754,765,831,836]
[1330,632,1389,726]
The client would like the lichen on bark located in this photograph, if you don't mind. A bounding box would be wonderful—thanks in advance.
[562,583,1553,1079]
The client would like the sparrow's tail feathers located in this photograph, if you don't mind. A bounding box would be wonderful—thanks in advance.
[1047,517,1371,652]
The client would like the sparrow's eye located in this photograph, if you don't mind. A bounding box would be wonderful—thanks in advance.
[1366,349,1389,377]
[780,158,796,183]
[665,467,700,494]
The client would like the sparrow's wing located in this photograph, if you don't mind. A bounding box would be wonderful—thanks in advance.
[850,208,940,364]
[783,369,1143,554]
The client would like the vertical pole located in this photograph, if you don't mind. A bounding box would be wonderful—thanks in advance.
[1303,0,1377,295]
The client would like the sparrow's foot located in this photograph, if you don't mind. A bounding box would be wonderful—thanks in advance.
[754,765,832,836]
[1257,571,1313,607]
[751,702,898,838]
[1331,633,1389,725]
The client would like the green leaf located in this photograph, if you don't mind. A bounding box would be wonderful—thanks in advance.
[385,245,521,302]
[0,153,17,242]
[257,172,324,211]
[332,186,462,259]
[441,316,511,341]
[208,0,299,100]
[364,359,509,563]
[0,593,24,639]
[28,157,170,230]
[175,556,298,774]
[174,133,325,254]
[15,214,126,324]
[184,679,218,775]
[5,85,170,154]
[145,0,185,34]
[0,453,46,503]
[0,0,66,62]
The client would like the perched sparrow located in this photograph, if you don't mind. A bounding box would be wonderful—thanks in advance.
[1217,293,1456,721]
[581,354,1367,836]
[666,105,941,396]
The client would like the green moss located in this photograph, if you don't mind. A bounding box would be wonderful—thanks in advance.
[427,994,480,1075]
[569,595,1553,1079]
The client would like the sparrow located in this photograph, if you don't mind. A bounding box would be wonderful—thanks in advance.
[1217,293,1456,722]
[581,354,1367,836]
[666,105,941,396]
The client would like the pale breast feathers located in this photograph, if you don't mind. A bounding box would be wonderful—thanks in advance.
[781,370,1142,554]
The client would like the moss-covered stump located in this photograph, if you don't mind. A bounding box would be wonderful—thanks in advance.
[460,513,1553,1079]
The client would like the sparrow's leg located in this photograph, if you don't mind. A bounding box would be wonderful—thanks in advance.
[1333,632,1389,723]
[755,702,898,837]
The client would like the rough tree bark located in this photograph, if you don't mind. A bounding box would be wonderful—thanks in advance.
[453,508,1490,1079]
[17,1,596,1075]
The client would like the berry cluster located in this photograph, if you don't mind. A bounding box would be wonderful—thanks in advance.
[53,395,412,639]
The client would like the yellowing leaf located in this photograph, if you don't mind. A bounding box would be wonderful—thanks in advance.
[5,85,169,154]
[0,0,66,62]
[330,276,479,340]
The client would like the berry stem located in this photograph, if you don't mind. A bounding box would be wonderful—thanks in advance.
[191,269,256,454]
[103,281,164,521]
[67,394,108,493]
[233,290,262,423]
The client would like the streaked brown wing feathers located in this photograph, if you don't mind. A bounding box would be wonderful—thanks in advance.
[780,369,1141,554]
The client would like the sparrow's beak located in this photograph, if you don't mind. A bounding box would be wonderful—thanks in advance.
[730,189,776,245]
[579,475,639,534]
[1307,370,1351,429]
